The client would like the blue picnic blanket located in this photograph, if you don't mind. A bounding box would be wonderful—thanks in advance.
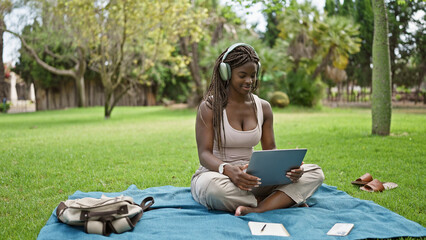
[38,184,426,240]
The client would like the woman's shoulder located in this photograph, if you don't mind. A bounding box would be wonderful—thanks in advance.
[252,94,272,110]
[252,95,272,121]
[198,100,214,119]
[199,99,213,110]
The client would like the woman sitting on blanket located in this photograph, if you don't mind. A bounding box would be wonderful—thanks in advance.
[190,43,324,216]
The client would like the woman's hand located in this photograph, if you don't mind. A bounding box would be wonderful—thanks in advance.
[224,164,261,191]
[286,162,304,183]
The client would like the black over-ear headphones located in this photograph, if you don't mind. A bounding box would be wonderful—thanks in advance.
[219,43,261,81]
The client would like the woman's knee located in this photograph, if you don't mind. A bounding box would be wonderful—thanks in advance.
[303,164,325,185]
[313,167,325,183]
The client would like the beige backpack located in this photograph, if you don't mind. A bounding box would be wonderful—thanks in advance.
[56,195,154,236]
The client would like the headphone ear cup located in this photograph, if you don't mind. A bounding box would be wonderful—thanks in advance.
[219,62,228,81]
[257,62,261,79]
[225,63,232,81]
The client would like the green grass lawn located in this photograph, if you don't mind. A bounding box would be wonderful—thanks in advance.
[0,106,425,239]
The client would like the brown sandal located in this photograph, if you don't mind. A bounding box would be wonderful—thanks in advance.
[351,173,373,186]
[360,179,398,192]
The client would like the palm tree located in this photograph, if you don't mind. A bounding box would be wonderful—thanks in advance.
[371,0,392,135]
[311,15,361,79]
[277,2,361,80]
[277,1,318,73]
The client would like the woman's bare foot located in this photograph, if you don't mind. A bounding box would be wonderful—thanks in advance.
[235,206,258,216]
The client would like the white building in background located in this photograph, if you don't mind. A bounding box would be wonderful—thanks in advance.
[8,71,36,113]
[10,72,35,103]
[10,72,18,105]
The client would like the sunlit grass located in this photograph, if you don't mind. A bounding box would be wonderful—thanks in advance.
[0,106,424,239]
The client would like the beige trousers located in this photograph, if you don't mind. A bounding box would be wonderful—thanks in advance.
[191,164,324,212]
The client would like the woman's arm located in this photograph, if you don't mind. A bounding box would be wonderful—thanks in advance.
[260,100,276,150]
[195,101,222,171]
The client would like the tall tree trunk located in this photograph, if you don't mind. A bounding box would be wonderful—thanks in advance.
[74,47,87,108]
[103,84,130,119]
[211,18,224,45]
[75,75,85,108]
[0,18,7,103]
[371,0,392,135]
[179,37,203,107]
[346,80,350,102]
[104,89,113,120]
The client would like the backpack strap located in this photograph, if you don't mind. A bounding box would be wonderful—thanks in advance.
[140,196,154,211]
[80,205,128,220]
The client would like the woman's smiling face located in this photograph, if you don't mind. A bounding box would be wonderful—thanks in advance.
[229,61,258,96]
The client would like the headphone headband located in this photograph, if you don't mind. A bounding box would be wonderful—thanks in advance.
[221,43,258,63]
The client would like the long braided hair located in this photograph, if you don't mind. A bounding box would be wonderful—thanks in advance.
[202,45,260,154]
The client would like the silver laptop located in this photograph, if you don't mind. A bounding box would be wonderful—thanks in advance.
[246,149,307,186]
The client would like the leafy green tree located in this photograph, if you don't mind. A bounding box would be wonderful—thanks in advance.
[14,23,74,87]
[178,0,206,107]
[277,2,319,72]
[55,0,205,118]
[6,31,87,107]
[153,0,240,106]
[4,0,88,107]
[323,0,366,100]
[272,3,321,106]
[327,0,424,96]
[387,0,425,91]
[263,11,279,47]
[150,59,191,104]
[274,1,360,106]
[177,0,246,107]
[352,0,374,89]
[371,0,392,136]
[324,0,374,92]
[340,0,355,18]
[387,1,412,82]
[310,15,361,80]
[324,0,338,15]
[410,26,426,103]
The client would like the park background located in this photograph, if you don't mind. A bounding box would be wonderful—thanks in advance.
[1,0,424,115]
[0,0,425,239]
